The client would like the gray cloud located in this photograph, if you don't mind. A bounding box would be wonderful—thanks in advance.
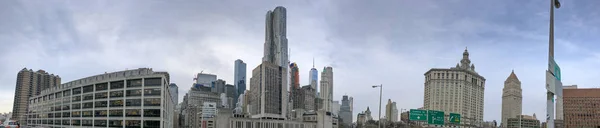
[2,0,600,123]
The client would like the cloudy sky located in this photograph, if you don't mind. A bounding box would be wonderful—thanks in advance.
[2,0,600,123]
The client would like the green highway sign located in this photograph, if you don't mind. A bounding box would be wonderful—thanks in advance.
[427,110,444,125]
[409,109,427,121]
[449,113,461,124]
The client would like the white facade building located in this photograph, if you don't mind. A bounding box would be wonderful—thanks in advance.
[320,67,333,112]
[25,68,174,128]
[423,48,485,127]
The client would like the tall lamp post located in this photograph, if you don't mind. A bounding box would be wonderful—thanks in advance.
[372,84,383,128]
[546,0,561,128]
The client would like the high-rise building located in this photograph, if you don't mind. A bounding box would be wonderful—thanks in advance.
[12,68,60,123]
[563,87,600,128]
[349,97,354,111]
[319,67,333,112]
[248,6,289,120]
[292,85,315,110]
[234,59,247,103]
[211,79,226,93]
[340,95,353,126]
[423,48,485,126]
[290,63,300,89]
[169,83,179,104]
[501,70,522,127]
[332,101,340,115]
[309,59,318,94]
[195,73,217,86]
[25,68,174,128]
[385,99,398,122]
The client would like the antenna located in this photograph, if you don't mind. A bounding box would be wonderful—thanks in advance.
[313,57,315,68]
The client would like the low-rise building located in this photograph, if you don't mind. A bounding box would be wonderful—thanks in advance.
[506,114,540,128]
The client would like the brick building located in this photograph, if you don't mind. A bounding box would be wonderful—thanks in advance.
[563,88,600,128]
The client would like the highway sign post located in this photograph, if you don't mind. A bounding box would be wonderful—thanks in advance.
[409,109,427,121]
[449,113,461,124]
[427,110,444,126]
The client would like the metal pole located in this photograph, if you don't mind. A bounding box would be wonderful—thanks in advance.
[378,84,382,128]
[547,0,556,127]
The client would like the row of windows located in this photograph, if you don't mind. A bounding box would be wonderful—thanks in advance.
[27,119,159,128]
[70,89,161,102]
[43,98,161,111]
[31,78,162,104]
[29,109,161,118]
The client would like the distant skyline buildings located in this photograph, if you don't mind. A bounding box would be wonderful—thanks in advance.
[195,73,217,87]
[501,70,522,127]
[340,95,353,126]
[12,68,60,122]
[234,59,247,103]
[169,83,179,104]
[386,99,398,122]
[309,59,318,95]
[319,67,333,112]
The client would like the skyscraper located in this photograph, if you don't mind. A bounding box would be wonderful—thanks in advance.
[234,59,247,102]
[320,67,333,111]
[249,6,288,119]
[12,68,60,123]
[290,63,300,89]
[501,70,522,127]
[170,83,179,104]
[386,99,399,122]
[195,73,217,86]
[309,59,318,95]
[340,95,353,126]
[423,48,485,126]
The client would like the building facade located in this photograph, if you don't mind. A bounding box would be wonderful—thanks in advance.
[319,67,333,112]
[339,95,352,127]
[385,99,398,122]
[12,68,61,123]
[502,70,522,127]
[249,61,287,119]
[423,48,485,126]
[25,68,173,128]
[563,87,600,128]
[309,61,318,95]
[234,59,247,103]
[506,114,540,128]
[196,73,217,87]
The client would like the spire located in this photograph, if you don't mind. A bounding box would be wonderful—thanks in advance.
[312,57,315,68]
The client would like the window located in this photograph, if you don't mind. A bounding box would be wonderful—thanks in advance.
[83,111,93,117]
[127,79,142,87]
[72,111,81,117]
[95,101,108,108]
[95,110,107,117]
[144,88,161,96]
[54,112,61,118]
[72,96,81,102]
[83,85,94,93]
[144,121,160,128]
[94,120,107,127]
[144,78,162,86]
[110,91,124,98]
[144,109,161,117]
[110,100,124,107]
[63,90,71,96]
[125,120,141,128]
[83,102,93,109]
[72,120,81,126]
[72,103,81,109]
[144,98,161,106]
[96,83,108,91]
[126,109,141,117]
[63,112,70,117]
[126,89,142,96]
[110,110,123,117]
[110,120,123,127]
[95,92,108,99]
[62,105,70,110]
[126,99,142,106]
[56,92,62,98]
[111,81,124,89]
[82,120,93,126]
[83,94,94,101]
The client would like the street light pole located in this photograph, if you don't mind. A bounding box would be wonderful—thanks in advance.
[372,84,383,128]
[547,0,561,128]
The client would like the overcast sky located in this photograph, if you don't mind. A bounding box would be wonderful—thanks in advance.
[2,0,600,123]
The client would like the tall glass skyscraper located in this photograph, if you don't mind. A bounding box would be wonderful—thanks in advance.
[234,59,246,101]
[309,65,318,94]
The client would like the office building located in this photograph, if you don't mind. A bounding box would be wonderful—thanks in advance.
[556,85,576,121]
[309,60,318,94]
[292,85,316,111]
[182,85,222,128]
[211,79,226,94]
[319,67,333,112]
[563,87,600,128]
[331,101,340,115]
[12,68,61,123]
[349,97,353,111]
[248,6,289,119]
[385,99,398,122]
[234,59,247,103]
[506,114,540,128]
[24,68,174,128]
[169,83,178,104]
[339,95,353,127]
[423,48,485,126]
[195,73,217,86]
[502,70,522,127]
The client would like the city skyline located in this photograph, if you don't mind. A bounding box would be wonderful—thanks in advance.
[2,0,600,124]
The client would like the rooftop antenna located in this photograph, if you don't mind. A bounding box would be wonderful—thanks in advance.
[313,57,315,68]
